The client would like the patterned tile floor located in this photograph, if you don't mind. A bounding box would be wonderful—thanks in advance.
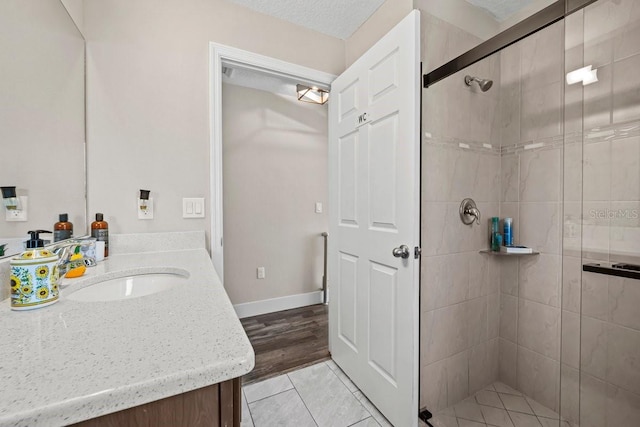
[426,382,573,427]
[241,360,392,427]
[241,363,573,427]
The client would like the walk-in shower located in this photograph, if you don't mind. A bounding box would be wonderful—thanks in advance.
[419,0,640,426]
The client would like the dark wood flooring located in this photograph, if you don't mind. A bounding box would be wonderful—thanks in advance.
[240,304,330,385]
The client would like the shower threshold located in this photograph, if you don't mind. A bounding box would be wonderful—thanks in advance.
[424,382,573,427]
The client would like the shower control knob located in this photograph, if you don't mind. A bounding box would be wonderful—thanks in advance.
[392,245,410,259]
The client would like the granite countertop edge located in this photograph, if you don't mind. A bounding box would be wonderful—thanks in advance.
[0,248,254,427]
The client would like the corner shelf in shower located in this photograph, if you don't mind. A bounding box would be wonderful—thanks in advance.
[479,250,540,256]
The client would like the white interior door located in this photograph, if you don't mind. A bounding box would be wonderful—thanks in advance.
[328,10,420,427]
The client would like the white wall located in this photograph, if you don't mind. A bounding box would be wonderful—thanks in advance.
[60,0,84,34]
[0,0,85,244]
[83,0,344,247]
[221,84,328,305]
[345,0,414,67]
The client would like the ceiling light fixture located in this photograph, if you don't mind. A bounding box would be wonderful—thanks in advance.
[566,65,598,86]
[296,84,329,105]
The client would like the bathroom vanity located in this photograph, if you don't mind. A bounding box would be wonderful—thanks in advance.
[70,379,241,426]
[0,232,254,427]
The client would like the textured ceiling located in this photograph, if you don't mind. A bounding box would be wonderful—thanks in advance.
[465,0,534,21]
[224,0,386,39]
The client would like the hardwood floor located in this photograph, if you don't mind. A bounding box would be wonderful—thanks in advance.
[240,304,329,384]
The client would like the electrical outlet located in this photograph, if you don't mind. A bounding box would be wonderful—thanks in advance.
[138,197,154,220]
[5,196,27,222]
[257,267,265,279]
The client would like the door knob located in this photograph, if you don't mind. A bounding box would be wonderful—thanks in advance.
[392,245,410,259]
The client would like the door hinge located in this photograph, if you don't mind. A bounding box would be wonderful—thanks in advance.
[414,246,421,259]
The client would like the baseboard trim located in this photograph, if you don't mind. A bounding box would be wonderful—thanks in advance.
[234,291,324,319]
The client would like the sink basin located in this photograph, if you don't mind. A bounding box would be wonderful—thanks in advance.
[66,272,189,302]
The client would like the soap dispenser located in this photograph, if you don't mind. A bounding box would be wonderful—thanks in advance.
[10,230,60,310]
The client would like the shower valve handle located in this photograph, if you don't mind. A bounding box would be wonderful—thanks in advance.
[466,207,481,224]
[460,198,481,225]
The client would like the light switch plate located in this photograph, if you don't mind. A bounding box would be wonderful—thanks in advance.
[5,196,27,222]
[183,198,205,218]
[315,202,323,214]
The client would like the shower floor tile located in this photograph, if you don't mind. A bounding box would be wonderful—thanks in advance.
[427,382,573,427]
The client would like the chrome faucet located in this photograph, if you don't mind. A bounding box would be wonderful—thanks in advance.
[46,238,96,276]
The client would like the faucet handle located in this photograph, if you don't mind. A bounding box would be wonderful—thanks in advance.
[467,207,481,225]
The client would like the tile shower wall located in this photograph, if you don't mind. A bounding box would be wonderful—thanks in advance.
[418,9,501,412]
[418,14,566,417]
[497,21,564,414]
[563,1,640,426]
[575,0,640,263]
[419,1,640,424]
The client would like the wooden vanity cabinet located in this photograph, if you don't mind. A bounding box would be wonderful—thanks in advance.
[70,378,241,427]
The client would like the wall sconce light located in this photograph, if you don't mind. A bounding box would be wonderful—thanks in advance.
[138,189,153,220]
[1,186,27,221]
[297,84,329,105]
[566,65,598,86]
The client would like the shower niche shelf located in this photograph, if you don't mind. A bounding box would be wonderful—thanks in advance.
[479,249,539,257]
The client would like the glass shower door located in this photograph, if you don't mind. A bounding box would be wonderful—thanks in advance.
[563,1,640,426]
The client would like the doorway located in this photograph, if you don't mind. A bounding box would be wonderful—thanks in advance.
[210,44,336,383]
[210,11,421,422]
[220,65,329,316]
[209,43,335,283]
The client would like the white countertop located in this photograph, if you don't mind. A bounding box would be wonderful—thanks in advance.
[0,248,254,426]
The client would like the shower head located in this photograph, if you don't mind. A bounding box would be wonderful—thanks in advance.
[465,75,493,92]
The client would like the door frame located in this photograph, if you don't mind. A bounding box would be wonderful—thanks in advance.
[208,43,336,280]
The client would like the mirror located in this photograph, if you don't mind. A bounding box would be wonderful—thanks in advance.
[0,0,86,258]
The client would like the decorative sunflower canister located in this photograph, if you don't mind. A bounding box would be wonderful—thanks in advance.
[10,230,60,311]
